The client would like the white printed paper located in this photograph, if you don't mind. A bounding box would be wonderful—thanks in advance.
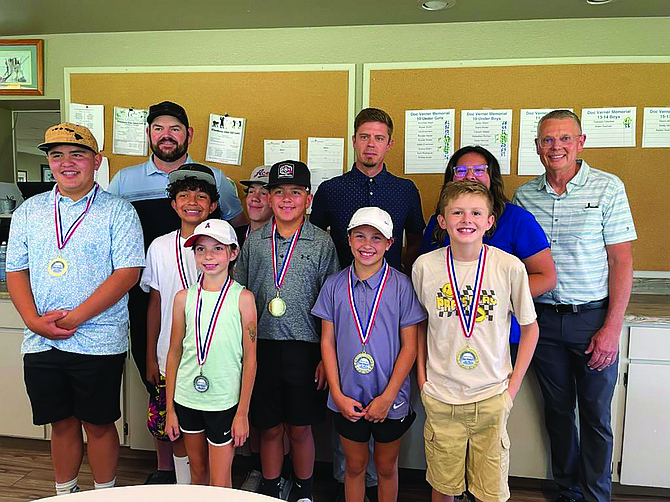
[112,107,148,156]
[460,110,513,174]
[581,107,636,148]
[642,107,670,148]
[264,139,300,166]
[206,114,246,165]
[518,108,573,176]
[308,137,344,195]
[69,103,105,151]
[95,157,110,190]
[404,109,455,174]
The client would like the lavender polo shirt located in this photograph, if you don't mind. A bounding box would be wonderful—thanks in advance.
[312,262,426,419]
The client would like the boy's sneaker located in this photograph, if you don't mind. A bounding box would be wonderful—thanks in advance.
[279,477,293,500]
[240,469,262,492]
[144,470,176,484]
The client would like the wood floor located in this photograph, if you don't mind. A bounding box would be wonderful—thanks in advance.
[0,437,667,501]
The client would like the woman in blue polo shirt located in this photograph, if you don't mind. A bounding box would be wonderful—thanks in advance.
[420,145,556,352]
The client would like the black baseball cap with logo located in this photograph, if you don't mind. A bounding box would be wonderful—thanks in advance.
[168,163,216,187]
[266,160,311,191]
[147,101,189,129]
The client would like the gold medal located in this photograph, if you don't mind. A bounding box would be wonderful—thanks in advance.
[48,256,68,277]
[353,352,375,374]
[456,346,480,370]
[268,295,287,317]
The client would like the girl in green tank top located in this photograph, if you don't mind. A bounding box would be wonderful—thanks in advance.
[165,220,257,487]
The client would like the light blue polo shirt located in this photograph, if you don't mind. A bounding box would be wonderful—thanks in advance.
[107,155,243,221]
[6,184,146,355]
[513,160,637,305]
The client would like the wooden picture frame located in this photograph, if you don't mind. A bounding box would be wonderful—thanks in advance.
[0,39,44,96]
[41,164,55,182]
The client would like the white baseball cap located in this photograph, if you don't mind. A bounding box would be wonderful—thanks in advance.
[240,165,271,187]
[184,219,239,248]
[347,207,393,240]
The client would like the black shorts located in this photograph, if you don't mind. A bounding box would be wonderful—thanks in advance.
[332,409,417,444]
[174,402,237,446]
[251,339,327,430]
[23,348,126,426]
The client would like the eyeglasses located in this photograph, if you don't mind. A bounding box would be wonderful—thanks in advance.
[453,165,489,177]
[538,135,582,148]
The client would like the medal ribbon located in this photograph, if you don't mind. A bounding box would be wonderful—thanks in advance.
[347,262,390,346]
[175,230,198,289]
[446,245,487,339]
[195,275,232,367]
[271,218,303,293]
[54,184,99,251]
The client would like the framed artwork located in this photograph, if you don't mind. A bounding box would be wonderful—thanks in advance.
[41,164,55,182]
[17,170,27,182]
[0,39,44,95]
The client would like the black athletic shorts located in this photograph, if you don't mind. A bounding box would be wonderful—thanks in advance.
[332,409,417,444]
[23,348,125,426]
[174,402,238,446]
[251,339,327,430]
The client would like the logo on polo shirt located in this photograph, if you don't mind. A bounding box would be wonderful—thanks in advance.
[278,163,294,178]
[205,222,211,228]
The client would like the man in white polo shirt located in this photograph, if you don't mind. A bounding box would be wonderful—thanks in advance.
[514,110,636,502]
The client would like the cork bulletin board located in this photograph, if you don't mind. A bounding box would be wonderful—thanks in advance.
[364,58,670,270]
[65,65,355,184]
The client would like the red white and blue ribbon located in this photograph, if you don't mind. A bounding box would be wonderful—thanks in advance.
[195,275,232,368]
[446,245,488,339]
[271,218,303,293]
[54,183,99,250]
[348,262,390,346]
[175,230,198,289]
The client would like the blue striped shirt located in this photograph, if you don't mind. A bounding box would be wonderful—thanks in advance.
[513,161,636,305]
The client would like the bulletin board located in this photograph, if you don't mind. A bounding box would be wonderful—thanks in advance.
[364,58,670,271]
[65,64,355,182]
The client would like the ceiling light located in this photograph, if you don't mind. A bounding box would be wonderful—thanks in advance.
[421,0,455,11]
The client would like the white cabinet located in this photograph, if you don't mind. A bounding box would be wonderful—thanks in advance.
[0,300,45,439]
[0,299,126,443]
[620,326,670,488]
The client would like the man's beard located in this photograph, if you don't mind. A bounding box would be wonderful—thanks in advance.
[151,138,188,163]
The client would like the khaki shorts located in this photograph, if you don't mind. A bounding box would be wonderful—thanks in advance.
[421,390,513,502]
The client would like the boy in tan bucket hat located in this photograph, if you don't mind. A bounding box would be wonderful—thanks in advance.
[6,122,145,494]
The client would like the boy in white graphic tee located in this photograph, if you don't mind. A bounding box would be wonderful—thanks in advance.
[412,181,539,502]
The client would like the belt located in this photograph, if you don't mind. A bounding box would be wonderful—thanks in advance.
[536,298,609,314]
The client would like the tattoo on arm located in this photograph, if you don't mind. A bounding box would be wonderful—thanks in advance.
[247,325,257,342]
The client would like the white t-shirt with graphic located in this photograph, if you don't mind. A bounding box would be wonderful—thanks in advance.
[412,245,536,405]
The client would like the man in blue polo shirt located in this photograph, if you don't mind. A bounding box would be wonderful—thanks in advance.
[514,109,636,502]
[310,107,425,275]
[108,100,246,484]
[310,108,425,502]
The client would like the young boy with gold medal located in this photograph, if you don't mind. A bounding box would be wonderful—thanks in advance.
[6,123,144,494]
[234,160,339,502]
[313,207,425,502]
[412,181,539,502]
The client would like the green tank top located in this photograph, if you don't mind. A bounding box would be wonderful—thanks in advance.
[174,280,244,411]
